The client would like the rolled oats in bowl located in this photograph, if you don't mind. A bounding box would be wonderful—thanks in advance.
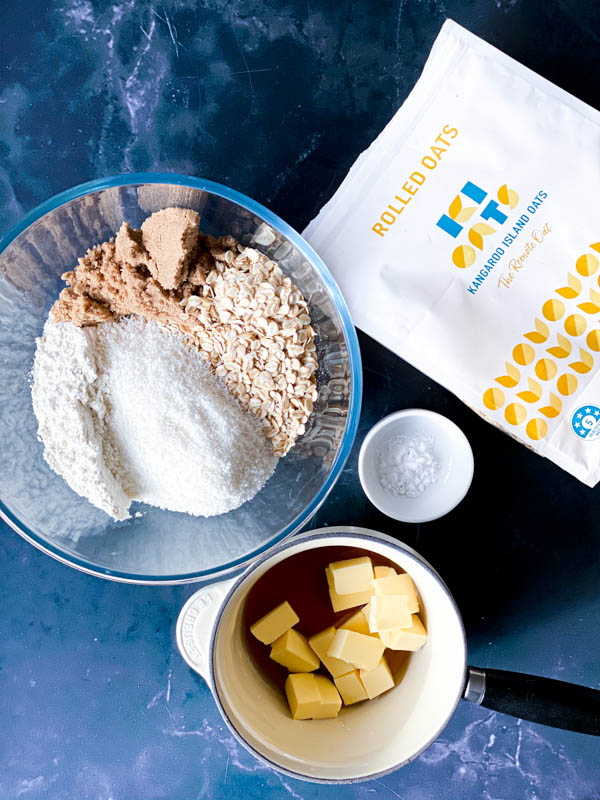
[179,237,318,458]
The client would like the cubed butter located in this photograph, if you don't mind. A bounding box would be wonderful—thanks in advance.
[313,675,342,719]
[285,673,342,720]
[328,629,385,671]
[308,626,351,678]
[271,629,320,672]
[328,556,374,595]
[367,594,412,633]
[373,565,396,578]
[334,669,368,705]
[250,601,299,645]
[339,608,371,636]
[285,673,321,719]
[326,567,372,612]
[359,656,395,699]
[378,615,428,651]
[371,573,419,614]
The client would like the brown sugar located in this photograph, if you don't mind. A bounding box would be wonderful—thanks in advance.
[140,207,200,289]
[50,208,210,329]
[51,239,188,329]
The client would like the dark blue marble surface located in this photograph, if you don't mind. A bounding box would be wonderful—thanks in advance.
[1,1,599,798]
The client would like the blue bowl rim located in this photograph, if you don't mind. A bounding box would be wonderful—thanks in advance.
[0,172,363,584]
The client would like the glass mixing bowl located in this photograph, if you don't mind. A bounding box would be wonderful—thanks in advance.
[0,174,361,584]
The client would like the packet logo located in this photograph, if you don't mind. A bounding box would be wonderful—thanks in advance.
[436,182,518,268]
[571,405,600,440]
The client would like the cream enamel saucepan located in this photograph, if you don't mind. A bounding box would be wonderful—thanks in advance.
[176,527,600,783]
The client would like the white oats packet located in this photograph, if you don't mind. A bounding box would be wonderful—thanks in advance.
[304,19,600,486]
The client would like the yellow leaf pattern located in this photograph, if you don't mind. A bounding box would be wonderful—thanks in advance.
[578,288,600,314]
[495,362,520,388]
[487,241,600,430]
[546,334,572,359]
[524,317,549,344]
[517,377,543,403]
[455,207,477,223]
[555,273,582,299]
[448,196,461,219]
[569,348,594,374]
[539,393,562,419]
[468,222,496,251]
[449,196,477,223]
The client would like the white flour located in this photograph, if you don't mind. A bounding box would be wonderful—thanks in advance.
[32,317,277,520]
[31,321,130,519]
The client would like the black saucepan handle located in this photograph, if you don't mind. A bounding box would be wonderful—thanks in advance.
[464,666,600,735]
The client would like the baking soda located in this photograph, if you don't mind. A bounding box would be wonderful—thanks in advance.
[376,432,439,498]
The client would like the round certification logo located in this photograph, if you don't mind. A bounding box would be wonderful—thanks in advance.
[571,405,600,440]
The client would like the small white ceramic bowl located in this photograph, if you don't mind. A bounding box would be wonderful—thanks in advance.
[358,409,474,523]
